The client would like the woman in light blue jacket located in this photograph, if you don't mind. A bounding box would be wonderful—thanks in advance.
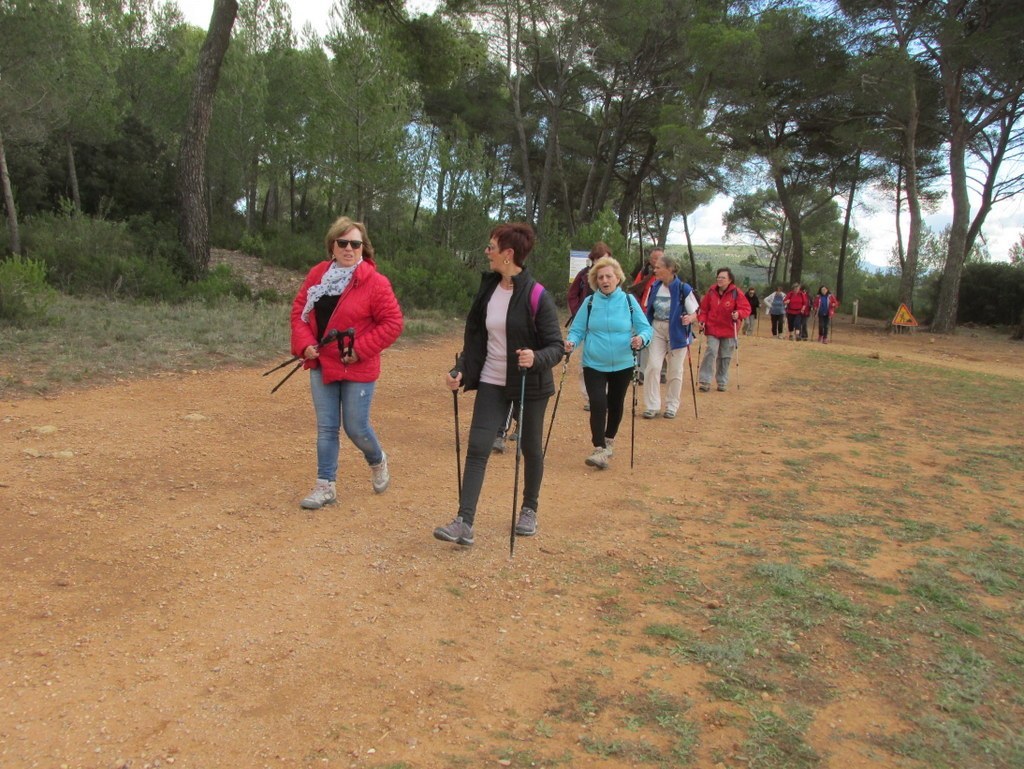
[565,256,652,469]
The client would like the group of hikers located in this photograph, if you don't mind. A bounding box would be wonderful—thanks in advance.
[757,283,840,343]
[286,216,836,548]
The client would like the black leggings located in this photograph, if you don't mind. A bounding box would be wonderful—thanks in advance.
[460,382,549,525]
[771,314,785,336]
[583,367,633,448]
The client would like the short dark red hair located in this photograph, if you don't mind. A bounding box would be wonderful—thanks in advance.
[490,222,536,267]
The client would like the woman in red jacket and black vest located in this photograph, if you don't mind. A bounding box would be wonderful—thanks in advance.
[290,217,404,510]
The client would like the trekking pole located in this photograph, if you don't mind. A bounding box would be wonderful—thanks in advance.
[630,348,640,469]
[543,351,571,458]
[510,366,527,558]
[450,354,463,497]
[267,328,346,394]
[263,328,341,376]
[733,320,740,391]
[686,343,699,419]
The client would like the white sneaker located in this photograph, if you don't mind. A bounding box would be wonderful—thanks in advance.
[301,479,336,509]
[370,452,390,494]
[585,446,609,469]
[604,438,615,457]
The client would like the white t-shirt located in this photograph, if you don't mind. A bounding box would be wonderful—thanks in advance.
[480,285,513,386]
[652,284,672,321]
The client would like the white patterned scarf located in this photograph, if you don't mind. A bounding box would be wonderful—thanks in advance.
[300,260,361,322]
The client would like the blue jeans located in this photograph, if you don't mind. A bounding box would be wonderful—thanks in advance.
[309,369,383,482]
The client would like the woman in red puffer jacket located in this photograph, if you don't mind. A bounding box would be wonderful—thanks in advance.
[290,216,404,510]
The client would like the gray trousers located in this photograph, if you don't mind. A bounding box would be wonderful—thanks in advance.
[698,336,737,388]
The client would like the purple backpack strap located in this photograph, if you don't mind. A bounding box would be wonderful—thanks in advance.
[529,282,545,323]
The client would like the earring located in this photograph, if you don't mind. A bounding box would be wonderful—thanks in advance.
[503,259,510,265]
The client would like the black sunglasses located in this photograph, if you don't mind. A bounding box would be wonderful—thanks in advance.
[334,238,363,250]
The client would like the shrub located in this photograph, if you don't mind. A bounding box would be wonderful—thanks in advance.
[185,264,252,304]
[22,212,184,300]
[0,254,54,325]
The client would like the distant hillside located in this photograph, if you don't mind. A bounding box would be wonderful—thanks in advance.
[664,243,771,287]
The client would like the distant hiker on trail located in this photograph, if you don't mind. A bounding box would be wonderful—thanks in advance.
[743,287,760,336]
[813,285,839,343]
[697,268,751,392]
[565,256,652,469]
[783,283,807,341]
[763,286,787,339]
[628,247,663,383]
[437,223,563,546]
[567,241,610,413]
[291,216,404,510]
[641,252,697,420]
[799,285,812,339]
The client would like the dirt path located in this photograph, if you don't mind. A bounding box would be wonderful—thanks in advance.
[1,313,1021,769]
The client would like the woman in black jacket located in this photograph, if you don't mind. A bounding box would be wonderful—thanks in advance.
[436,223,564,546]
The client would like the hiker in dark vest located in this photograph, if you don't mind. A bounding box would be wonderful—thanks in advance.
[436,223,563,546]
[697,268,751,392]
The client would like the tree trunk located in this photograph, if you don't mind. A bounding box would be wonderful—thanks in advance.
[932,103,971,333]
[616,135,657,236]
[837,149,860,303]
[897,82,923,312]
[0,128,21,255]
[66,135,81,212]
[682,210,698,289]
[176,0,238,282]
[774,171,803,283]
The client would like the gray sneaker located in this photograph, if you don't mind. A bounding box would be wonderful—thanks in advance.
[515,507,537,536]
[370,452,390,493]
[492,435,507,453]
[434,516,475,546]
[585,446,609,469]
[300,479,336,509]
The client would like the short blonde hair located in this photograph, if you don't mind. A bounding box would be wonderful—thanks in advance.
[324,216,375,261]
[588,255,626,291]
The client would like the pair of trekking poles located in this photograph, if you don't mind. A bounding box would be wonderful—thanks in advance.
[450,351,573,557]
[262,327,355,393]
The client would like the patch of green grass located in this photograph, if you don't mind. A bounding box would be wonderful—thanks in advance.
[742,707,819,769]
[885,519,946,543]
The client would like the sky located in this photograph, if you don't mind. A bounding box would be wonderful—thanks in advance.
[178,0,1022,268]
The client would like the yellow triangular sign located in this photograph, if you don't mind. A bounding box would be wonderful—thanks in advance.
[892,303,918,327]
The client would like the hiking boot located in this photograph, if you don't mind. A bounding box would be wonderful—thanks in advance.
[515,507,537,536]
[586,445,609,469]
[604,437,615,457]
[300,479,336,510]
[698,383,711,392]
[642,410,658,419]
[663,410,676,419]
[370,453,390,493]
[492,435,507,453]
[717,384,728,392]
[433,516,474,546]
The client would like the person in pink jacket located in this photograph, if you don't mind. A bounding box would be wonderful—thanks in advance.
[290,216,404,510]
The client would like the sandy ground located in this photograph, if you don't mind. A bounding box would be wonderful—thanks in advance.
[2,282,1022,769]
